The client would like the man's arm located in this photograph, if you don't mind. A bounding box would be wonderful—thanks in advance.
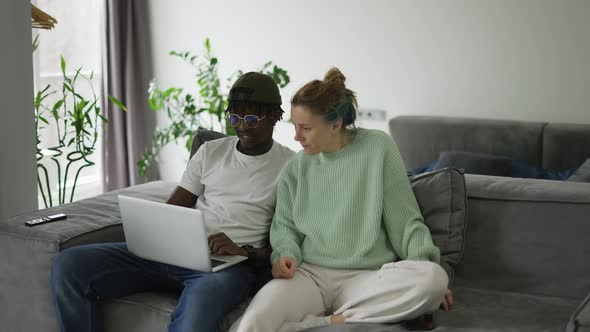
[249,243,272,268]
[166,186,198,208]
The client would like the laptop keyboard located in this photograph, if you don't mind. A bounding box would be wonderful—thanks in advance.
[211,258,225,268]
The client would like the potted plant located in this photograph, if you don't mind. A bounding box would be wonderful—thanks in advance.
[137,38,290,176]
[33,35,126,208]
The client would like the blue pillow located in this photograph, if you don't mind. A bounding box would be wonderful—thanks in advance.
[510,160,576,180]
[411,151,578,180]
[411,160,438,175]
[432,151,511,176]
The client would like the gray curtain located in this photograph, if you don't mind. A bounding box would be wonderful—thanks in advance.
[102,0,158,191]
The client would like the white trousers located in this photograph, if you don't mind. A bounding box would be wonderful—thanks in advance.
[230,260,448,332]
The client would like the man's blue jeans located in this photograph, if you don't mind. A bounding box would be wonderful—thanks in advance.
[50,242,256,332]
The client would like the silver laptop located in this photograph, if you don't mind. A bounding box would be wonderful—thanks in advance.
[118,195,247,272]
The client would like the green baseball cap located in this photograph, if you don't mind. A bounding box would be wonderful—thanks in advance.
[228,72,282,106]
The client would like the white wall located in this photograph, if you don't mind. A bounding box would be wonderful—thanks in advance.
[149,0,590,181]
[0,0,37,220]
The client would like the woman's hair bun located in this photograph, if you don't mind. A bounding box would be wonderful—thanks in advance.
[323,67,346,90]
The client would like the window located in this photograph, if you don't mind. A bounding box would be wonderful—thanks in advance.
[32,0,105,208]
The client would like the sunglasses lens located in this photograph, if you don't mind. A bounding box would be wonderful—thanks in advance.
[244,115,259,128]
[228,114,240,127]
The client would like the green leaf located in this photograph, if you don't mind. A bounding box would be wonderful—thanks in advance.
[86,100,97,112]
[185,136,193,152]
[35,91,42,110]
[63,82,74,93]
[164,87,181,96]
[76,100,87,113]
[108,95,128,112]
[148,96,158,110]
[51,99,64,119]
[60,56,66,77]
[32,34,40,52]
[39,116,49,125]
[52,99,64,111]
[40,84,51,95]
[73,67,82,82]
[204,38,211,52]
[260,61,272,72]
[210,58,218,65]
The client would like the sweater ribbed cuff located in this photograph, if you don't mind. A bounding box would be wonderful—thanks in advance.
[271,249,302,266]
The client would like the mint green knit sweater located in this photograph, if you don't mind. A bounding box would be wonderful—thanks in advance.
[270,128,440,269]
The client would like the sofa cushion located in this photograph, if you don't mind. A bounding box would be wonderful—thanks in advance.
[304,287,579,331]
[410,168,467,287]
[433,151,511,176]
[567,293,590,332]
[568,159,590,183]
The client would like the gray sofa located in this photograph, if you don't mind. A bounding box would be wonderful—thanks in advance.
[1,116,590,332]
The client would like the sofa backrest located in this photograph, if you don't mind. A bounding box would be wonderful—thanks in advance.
[389,116,546,171]
[189,127,228,159]
[542,123,590,170]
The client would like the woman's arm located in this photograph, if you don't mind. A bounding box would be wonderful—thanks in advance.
[270,171,305,266]
[381,137,440,263]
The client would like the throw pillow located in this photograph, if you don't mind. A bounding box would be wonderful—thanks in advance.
[189,127,228,158]
[568,159,590,183]
[433,151,511,176]
[411,160,438,175]
[510,159,576,180]
[410,167,467,287]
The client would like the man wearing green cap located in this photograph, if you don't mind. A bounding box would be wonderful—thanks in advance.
[51,72,295,332]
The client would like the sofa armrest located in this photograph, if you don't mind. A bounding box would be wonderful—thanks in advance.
[0,180,176,332]
[455,175,590,299]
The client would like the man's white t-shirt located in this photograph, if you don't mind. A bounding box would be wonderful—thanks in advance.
[179,136,295,248]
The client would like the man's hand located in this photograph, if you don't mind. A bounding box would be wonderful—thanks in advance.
[272,256,297,279]
[208,232,247,256]
[441,288,453,311]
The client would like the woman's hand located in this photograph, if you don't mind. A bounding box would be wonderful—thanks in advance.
[208,232,247,256]
[441,288,453,311]
[272,256,297,279]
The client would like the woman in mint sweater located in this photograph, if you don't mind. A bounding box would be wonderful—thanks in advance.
[231,68,452,332]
